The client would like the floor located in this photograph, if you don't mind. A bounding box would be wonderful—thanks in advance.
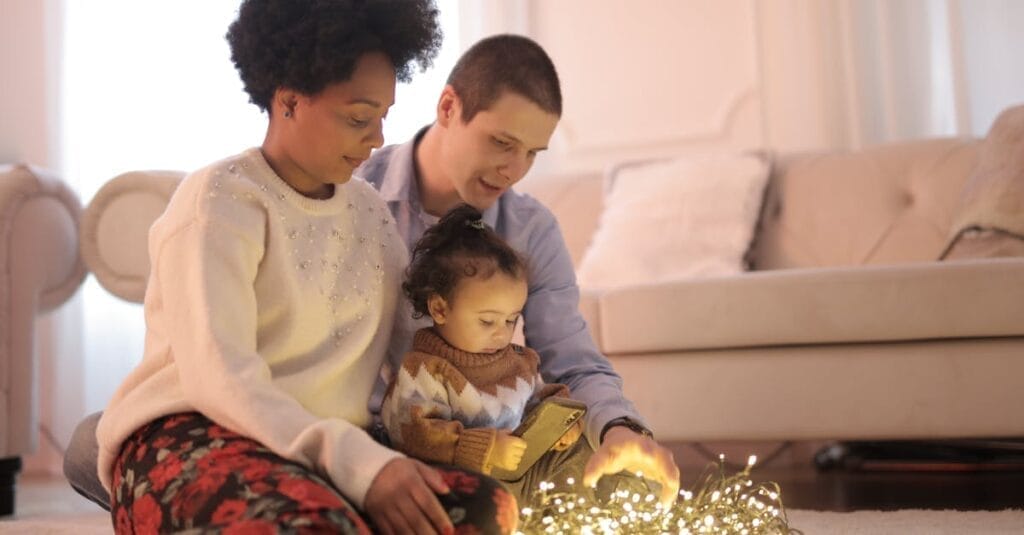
[6,439,1024,523]
[9,472,101,520]
[667,439,1024,512]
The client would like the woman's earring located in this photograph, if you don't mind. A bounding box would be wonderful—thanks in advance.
[284,110,293,118]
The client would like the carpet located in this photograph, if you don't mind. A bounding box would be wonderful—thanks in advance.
[786,509,1024,534]
[0,509,1022,533]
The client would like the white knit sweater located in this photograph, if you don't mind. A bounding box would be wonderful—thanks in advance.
[96,148,408,507]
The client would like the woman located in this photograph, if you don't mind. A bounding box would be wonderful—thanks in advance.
[95,1,517,533]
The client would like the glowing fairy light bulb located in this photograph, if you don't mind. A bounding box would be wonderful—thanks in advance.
[516,454,797,534]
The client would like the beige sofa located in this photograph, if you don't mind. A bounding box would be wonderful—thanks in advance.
[3,107,1024,513]
[517,106,1024,443]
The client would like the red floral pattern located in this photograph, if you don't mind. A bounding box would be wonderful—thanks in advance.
[493,485,520,533]
[211,499,247,524]
[110,412,511,533]
[441,468,481,495]
[130,494,162,535]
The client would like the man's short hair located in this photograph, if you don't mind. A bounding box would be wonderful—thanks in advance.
[447,34,562,122]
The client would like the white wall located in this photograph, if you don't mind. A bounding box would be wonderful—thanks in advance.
[524,0,1024,175]
[531,0,764,174]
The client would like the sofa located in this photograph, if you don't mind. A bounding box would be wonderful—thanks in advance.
[517,104,1024,443]
[3,104,1024,511]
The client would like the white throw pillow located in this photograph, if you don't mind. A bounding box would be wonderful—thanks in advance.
[577,153,769,288]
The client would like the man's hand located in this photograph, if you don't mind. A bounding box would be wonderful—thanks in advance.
[582,426,680,508]
[364,457,454,535]
[552,419,584,451]
[490,430,527,471]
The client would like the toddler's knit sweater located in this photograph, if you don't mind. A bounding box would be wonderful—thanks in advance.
[381,328,569,474]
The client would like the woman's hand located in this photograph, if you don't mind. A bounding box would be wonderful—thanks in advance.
[490,430,527,471]
[552,419,584,451]
[364,458,454,535]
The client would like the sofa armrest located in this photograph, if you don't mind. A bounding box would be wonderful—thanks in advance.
[594,258,1024,354]
[0,164,87,456]
[80,170,184,303]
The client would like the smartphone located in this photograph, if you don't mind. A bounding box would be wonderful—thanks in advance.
[491,396,587,481]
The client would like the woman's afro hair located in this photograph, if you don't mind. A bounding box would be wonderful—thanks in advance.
[227,0,442,112]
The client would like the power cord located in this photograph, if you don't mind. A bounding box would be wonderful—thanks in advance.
[689,441,793,471]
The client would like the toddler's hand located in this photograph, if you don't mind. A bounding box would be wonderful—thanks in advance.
[490,430,527,471]
[552,419,584,451]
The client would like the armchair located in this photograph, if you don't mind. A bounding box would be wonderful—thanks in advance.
[0,164,87,515]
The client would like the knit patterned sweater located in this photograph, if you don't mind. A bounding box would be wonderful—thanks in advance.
[96,148,408,508]
[381,328,569,474]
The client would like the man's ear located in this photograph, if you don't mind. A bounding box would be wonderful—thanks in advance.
[427,294,449,325]
[436,85,462,128]
[273,87,301,119]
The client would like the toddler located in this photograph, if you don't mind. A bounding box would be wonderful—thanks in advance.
[381,204,584,499]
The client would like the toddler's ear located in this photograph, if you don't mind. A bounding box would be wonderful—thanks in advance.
[427,294,449,325]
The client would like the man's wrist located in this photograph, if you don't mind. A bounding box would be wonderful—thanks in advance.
[600,416,654,443]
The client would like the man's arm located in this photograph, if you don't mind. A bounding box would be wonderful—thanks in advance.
[510,200,679,506]
[513,206,646,447]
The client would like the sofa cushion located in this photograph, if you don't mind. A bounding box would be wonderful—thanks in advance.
[576,153,769,288]
[751,138,980,269]
[945,104,1024,248]
[941,227,1024,260]
[516,171,603,268]
[594,258,1024,354]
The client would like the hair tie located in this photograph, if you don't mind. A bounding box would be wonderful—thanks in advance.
[465,219,486,230]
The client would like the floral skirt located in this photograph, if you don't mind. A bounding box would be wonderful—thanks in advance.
[110,412,517,534]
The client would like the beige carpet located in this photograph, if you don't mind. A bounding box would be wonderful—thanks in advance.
[786,509,1024,534]
[1,509,1023,534]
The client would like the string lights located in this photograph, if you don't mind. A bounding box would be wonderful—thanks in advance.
[516,455,801,534]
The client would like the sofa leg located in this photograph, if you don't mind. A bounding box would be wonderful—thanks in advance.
[0,457,21,516]
[815,439,1024,471]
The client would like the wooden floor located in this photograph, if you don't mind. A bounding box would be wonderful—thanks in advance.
[734,463,1024,512]
[667,440,1024,512]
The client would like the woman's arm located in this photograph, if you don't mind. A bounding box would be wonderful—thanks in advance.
[155,198,401,510]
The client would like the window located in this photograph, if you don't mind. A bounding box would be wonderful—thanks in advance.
[60,0,460,410]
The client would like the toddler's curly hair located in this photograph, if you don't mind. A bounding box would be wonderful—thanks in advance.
[403,205,526,319]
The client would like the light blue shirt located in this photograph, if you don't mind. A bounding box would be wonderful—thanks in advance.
[359,129,646,446]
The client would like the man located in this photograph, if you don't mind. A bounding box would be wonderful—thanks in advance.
[64,33,680,510]
[359,34,680,506]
